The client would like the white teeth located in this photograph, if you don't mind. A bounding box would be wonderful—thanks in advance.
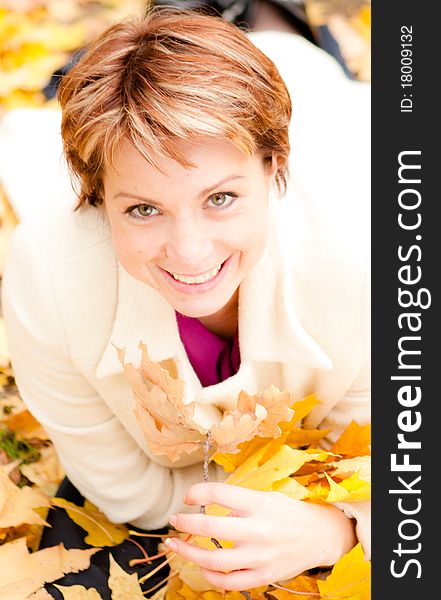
[171,263,222,284]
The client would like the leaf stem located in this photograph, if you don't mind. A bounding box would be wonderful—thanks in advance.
[138,552,177,584]
[127,537,151,564]
[269,582,321,597]
[202,432,251,600]
[141,570,179,596]
[128,530,170,538]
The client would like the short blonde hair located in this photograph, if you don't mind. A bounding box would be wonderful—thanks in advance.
[59,7,292,208]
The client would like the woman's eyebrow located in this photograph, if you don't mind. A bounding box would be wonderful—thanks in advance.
[113,174,246,205]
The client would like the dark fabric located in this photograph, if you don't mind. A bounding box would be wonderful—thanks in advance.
[175,311,240,387]
[39,478,170,599]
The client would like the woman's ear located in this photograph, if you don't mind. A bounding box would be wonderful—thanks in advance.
[266,153,281,188]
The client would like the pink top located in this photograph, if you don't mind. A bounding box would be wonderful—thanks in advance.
[175,311,240,387]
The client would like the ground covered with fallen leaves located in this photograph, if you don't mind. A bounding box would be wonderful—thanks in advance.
[0,337,371,598]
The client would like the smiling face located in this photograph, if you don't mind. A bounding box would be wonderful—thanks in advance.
[103,139,277,322]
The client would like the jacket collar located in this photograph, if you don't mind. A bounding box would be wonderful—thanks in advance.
[96,197,332,379]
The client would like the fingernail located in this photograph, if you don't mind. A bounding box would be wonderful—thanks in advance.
[165,537,178,551]
[169,515,177,527]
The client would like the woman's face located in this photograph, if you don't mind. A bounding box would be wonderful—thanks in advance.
[103,138,277,319]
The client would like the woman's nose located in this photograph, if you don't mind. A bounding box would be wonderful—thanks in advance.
[165,217,214,268]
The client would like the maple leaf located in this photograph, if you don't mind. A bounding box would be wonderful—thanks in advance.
[119,345,295,461]
[53,585,102,599]
[317,543,371,600]
[50,498,129,547]
[118,346,206,462]
[0,469,49,528]
[332,456,371,482]
[209,394,267,455]
[267,575,320,600]
[331,421,371,457]
[108,554,145,599]
[0,537,98,600]
[212,395,325,471]
[20,444,65,497]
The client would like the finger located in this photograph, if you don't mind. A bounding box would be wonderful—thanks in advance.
[184,482,270,514]
[169,512,253,542]
[199,566,268,591]
[165,537,255,572]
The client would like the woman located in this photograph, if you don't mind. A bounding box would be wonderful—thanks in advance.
[2,7,370,596]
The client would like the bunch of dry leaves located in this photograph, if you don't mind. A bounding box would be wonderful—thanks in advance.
[0,340,371,599]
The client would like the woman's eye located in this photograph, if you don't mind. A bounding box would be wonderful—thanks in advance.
[207,192,237,209]
[127,204,159,219]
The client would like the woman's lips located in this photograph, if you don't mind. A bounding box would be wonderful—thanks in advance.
[158,256,233,295]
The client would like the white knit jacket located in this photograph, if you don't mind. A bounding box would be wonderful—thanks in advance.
[1,32,371,557]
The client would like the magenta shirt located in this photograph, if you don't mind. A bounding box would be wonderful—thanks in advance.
[175,311,240,387]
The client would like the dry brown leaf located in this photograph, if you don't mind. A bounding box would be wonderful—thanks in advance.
[210,398,266,455]
[210,386,295,455]
[0,537,99,600]
[134,405,205,463]
[250,386,294,438]
[119,346,206,462]
[120,346,297,460]
[0,469,50,528]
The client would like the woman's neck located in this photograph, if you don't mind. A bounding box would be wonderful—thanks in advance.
[197,289,239,340]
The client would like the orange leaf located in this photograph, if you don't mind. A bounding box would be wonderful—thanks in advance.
[331,421,371,457]
[268,575,320,600]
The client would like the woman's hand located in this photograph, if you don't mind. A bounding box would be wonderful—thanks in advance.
[165,482,356,590]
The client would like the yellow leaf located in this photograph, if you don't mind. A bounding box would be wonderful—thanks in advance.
[54,584,103,599]
[212,394,323,471]
[0,537,98,600]
[226,445,308,490]
[272,477,309,500]
[318,543,371,600]
[20,444,65,495]
[335,473,371,503]
[284,427,330,447]
[324,473,352,503]
[212,434,279,473]
[26,589,54,599]
[0,469,49,528]
[168,552,223,593]
[332,456,371,483]
[331,421,371,457]
[50,498,128,547]
[267,575,320,600]
[108,554,145,599]
[281,394,320,428]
